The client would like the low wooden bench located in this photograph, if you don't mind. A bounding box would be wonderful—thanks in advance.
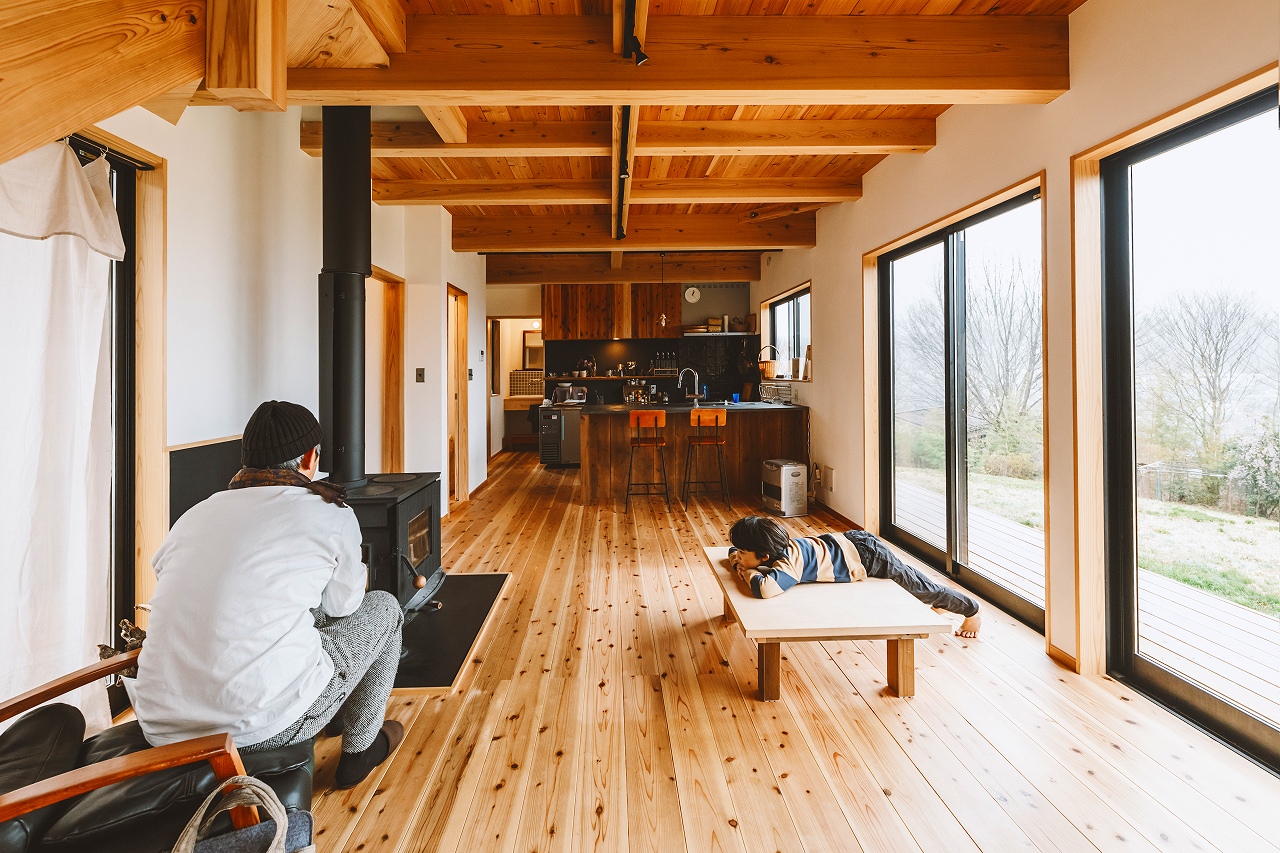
[704,546,953,701]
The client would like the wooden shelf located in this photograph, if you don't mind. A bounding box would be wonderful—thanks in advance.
[682,331,755,336]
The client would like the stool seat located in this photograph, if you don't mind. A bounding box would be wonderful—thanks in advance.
[683,408,730,509]
[631,436,667,447]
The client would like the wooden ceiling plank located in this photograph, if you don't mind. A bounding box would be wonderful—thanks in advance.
[453,212,816,252]
[207,0,287,110]
[374,178,610,204]
[420,106,468,142]
[737,201,827,222]
[288,15,1070,105]
[0,0,207,163]
[287,0,388,69]
[636,118,935,155]
[487,251,762,285]
[633,176,861,203]
[300,120,612,158]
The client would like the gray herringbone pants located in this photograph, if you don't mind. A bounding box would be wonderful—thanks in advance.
[244,590,403,755]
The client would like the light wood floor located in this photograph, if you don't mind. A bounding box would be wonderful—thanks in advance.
[310,452,1280,853]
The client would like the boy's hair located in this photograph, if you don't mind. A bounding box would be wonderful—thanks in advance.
[729,516,791,563]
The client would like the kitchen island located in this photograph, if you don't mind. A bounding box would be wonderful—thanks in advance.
[578,402,809,506]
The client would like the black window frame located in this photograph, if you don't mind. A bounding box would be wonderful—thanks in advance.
[1100,85,1280,773]
[878,187,1047,633]
[768,285,811,378]
[67,136,142,659]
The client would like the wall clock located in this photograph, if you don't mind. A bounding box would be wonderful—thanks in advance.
[684,286,702,304]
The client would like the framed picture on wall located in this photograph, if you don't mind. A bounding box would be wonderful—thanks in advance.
[523,329,544,369]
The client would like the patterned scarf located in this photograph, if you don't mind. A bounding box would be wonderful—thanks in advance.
[228,467,348,507]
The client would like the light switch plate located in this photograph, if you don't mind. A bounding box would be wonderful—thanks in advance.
[415,368,425,383]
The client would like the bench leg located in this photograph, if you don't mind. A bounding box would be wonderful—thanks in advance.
[723,594,736,625]
[758,642,780,701]
[886,638,915,697]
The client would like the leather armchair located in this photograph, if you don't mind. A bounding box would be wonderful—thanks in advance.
[0,651,313,853]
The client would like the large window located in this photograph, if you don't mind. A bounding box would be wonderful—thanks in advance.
[1102,86,1280,771]
[768,286,811,380]
[881,189,1045,628]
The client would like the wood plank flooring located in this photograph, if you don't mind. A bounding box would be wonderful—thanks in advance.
[317,452,1280,852]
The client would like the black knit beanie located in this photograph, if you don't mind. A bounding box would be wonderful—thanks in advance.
[241,401,323,468]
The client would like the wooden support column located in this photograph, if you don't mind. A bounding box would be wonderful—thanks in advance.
[206,0,287,111]
[886,638,915,697]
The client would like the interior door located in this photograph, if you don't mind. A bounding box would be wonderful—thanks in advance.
[447,292,458,499]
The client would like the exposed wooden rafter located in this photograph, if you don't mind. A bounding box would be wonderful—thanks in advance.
[287,16,1070,106]
[419,106,468,143]
[299,118,934,160]
[299,120,611,159]
[372,177,862,206]
[453,213,815,253]
[488,252,762,285]
[0,0,206,163]
[140,77,203,126]
[618,104,641,236]
[206,0,287,111]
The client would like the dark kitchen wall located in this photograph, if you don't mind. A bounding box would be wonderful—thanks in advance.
[544,335,762,403]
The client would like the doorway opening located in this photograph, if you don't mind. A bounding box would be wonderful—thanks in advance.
[448,285,469,503]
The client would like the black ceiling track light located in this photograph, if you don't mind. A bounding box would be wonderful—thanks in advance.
[623,0,648,66]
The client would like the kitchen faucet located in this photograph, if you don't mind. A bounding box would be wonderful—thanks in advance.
[677,368,701,406]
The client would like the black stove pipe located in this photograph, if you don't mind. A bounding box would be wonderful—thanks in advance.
[318,106,371,487]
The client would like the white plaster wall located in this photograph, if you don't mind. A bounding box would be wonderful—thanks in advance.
[95,106,406,454]
[487,284,541,316]
[753,0,1279,658]
[402,206,488,508]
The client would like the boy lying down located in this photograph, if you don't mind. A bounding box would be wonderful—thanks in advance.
[728,515,982,638]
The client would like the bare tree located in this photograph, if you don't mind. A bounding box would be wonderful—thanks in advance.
[1139,291,1261,469]
[965,257,1042,441]
[897,272,945,413]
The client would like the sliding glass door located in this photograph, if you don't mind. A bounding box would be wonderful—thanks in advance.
[881,189,1046,628]
[1102,86,1280,771]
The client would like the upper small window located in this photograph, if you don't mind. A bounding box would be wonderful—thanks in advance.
[767,286,811,380]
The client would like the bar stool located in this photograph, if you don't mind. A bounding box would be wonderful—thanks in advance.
[683,408,730,509]
[625,409,670,512]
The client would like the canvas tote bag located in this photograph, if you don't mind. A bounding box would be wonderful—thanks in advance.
[171,776,315,853]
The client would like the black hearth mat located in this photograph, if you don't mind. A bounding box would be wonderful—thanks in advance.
[394,572,510,689]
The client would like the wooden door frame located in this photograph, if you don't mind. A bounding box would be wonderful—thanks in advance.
[371,265,405,473]
[448,284,469,502]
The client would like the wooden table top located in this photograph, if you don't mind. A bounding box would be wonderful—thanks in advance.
[704,546,953,641]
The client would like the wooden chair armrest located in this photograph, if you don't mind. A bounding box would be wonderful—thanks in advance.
[0,649,141,724]
[0,732,258,828]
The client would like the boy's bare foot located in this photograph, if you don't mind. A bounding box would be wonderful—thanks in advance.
[956,613,981,639]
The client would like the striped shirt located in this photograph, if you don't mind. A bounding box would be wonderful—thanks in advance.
[731,534,868,599]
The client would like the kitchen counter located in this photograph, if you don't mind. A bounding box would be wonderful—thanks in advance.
[577,402,805,414]
[579,403,809,507]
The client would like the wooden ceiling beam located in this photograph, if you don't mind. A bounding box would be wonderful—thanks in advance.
[488,252,762,285]
[299,118,932,159]
[636,119,935,155]
[299,120,611,159]
[619,105,640,235]
[453,213,815,253]
[375,179,610,205]
[373,177,861,205]
[207,0,287,111]
[287,15,1069,106]
[0,0,206,164]
[419,106,467,143]
[287,0,405,69]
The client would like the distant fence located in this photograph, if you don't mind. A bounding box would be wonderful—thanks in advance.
[1136,462,1258,516]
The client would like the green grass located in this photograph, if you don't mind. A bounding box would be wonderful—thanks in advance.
[1138,556,1280,617]
[1166,506,1228,523]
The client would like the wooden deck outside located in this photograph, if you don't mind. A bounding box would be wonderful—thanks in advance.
[306,452,1280,852]
[895,478,1280,731]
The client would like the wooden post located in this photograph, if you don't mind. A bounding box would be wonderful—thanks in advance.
[723,595,735,625]
[886,638,915,697]
[757,641,780,701]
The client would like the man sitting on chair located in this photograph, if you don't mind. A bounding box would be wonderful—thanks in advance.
[133,401,405,789]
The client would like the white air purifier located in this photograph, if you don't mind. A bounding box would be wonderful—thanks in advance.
[762,459,807,517]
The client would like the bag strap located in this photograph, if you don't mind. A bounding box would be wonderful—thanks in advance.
[172,776,289,853]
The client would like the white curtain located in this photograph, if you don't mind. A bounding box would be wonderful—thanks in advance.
[0,142,126,732]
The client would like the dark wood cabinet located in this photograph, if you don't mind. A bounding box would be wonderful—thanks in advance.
[542,282,679,340]
[631,283,682,339]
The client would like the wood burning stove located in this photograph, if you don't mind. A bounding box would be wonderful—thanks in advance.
[346,472,444,611]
